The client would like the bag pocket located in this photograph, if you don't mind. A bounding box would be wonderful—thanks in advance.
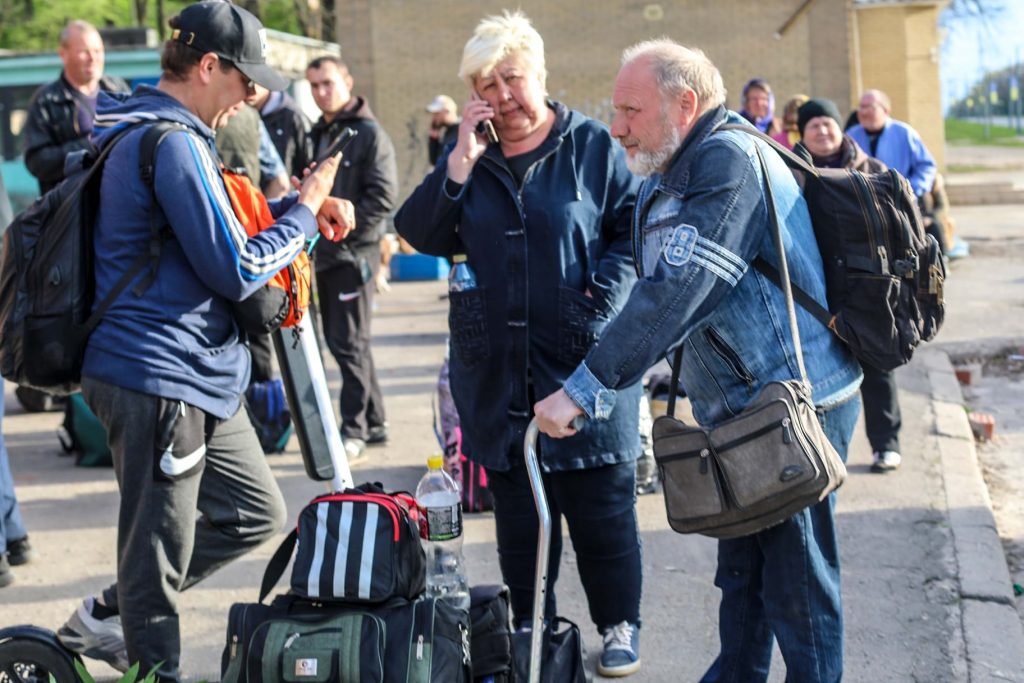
[709,398,819,509]
[557,286,608,366]
[247,613,385,683]
[834,272,906,371]
[448,288,489,368]
[653,420,727,524]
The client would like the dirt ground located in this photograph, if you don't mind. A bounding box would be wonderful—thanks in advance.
[960,352,1024,621]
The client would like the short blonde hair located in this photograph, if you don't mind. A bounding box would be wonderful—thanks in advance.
[621,39,727,113]
[458,10,546,90]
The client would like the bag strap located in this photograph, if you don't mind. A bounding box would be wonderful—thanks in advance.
[719,123,821,178]
[665,141,810,419]
[259,527,298,604]
[719,123,835,331]
[83,121,184,334]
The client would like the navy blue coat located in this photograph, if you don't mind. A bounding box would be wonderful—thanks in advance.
[395,102,642,472]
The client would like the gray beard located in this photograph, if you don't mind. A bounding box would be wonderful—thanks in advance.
[625,126,682,177]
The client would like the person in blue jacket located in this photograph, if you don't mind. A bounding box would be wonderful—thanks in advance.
[53,3,354,679]
[394,10,645,678]
[536,40,863,682]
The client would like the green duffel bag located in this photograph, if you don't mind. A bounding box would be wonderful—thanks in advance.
[221,594,471,683]
[57,392,112,467]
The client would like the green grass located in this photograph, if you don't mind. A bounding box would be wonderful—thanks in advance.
[945,118,1024,146]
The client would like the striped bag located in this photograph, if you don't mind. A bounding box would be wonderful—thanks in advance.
[259,483,426,605]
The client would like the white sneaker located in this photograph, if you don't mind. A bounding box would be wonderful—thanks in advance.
[57,596,130,673]
[871,450,902,472]
[344,437,367,463]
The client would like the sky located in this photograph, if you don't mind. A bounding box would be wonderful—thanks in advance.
[941,2,1024,110]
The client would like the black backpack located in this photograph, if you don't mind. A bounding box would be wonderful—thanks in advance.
[722,125,946,371]
[0,121,180,394]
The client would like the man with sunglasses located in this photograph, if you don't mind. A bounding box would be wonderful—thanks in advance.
[53,4,354,679]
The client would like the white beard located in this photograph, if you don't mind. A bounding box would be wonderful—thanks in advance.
[625,124,682,177]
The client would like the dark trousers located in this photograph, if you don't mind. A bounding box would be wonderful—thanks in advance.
[487,458,642,632]
[316,259,386,440]
[860,363,901,453]
[82,377,287,682]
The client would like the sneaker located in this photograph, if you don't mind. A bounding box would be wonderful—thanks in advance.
[367,424,389,445]
[57,596,130,673]
[0,556,13,588]
[871,450,902,473]
[344,437,367,463]
[7,536,35,566]
[597,621,641,677]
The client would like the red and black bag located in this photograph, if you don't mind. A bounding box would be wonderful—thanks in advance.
[221,168,312,335]
[259,482,426,606]
[443,427,494,513]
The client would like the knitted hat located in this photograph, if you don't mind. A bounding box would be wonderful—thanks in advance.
[797,98,842,136]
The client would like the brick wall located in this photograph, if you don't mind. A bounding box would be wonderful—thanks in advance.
[329,0,943,206]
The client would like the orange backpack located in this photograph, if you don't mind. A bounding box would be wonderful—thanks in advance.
[221,167,312,334]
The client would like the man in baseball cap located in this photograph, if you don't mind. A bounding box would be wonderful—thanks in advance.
[425,94,460,164]
[53,2,354,679]
[170,0,288,92]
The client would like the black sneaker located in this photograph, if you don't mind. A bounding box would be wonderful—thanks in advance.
[7,536,35,566]
[0,556,13,588]
[367,424,389,445]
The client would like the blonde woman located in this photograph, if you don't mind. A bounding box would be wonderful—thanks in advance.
[395,10,644,677]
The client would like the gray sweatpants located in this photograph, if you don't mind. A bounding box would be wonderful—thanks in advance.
[82,377,287,681]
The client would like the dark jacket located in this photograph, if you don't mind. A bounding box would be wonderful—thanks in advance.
[799,135,887,175]
[310,96,398,269]
[23,73,130,193]
[395,102,642,472]
[83,86,318,419]
[261,91,314,180]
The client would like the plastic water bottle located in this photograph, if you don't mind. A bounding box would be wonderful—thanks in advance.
[416,454,470,610]
[448,254,477,292]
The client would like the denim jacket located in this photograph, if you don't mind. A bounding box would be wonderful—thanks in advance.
[563,107,862,427]
[395,102,642,471]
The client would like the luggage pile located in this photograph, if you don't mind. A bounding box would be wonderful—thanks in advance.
[220,482,517,683]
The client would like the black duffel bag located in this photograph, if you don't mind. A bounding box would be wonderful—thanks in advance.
[469,585,513,682]
[221,593,471,683]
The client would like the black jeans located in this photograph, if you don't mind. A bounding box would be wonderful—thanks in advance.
[487,457,642,633]
[316,259,386,440]
[860,363,901,453]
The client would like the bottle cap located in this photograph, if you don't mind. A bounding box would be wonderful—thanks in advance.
[427,454,444,469]
[452,254,467,264]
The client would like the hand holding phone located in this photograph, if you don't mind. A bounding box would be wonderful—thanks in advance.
[471,92,499,144]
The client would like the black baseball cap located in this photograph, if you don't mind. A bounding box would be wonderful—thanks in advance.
[171,1,288,92]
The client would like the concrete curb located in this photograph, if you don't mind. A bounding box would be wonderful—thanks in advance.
[922,348,1024,681]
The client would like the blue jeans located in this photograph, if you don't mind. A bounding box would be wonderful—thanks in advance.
[0,378,29,554]
[701,394,861,683]
[487,458,642,632]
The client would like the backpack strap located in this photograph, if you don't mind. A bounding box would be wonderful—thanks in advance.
[259,527,298,604]
[718,123,837,333]
[719,123,821,178]
[83,122,183,334]
[751,258,834,330]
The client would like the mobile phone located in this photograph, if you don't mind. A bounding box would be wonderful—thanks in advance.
[476,119,499,144]
[316,127,358,164]
[471,91,500,144]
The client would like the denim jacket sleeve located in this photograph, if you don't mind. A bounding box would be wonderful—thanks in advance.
[588,144,640,313]
[564,135,770,419]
